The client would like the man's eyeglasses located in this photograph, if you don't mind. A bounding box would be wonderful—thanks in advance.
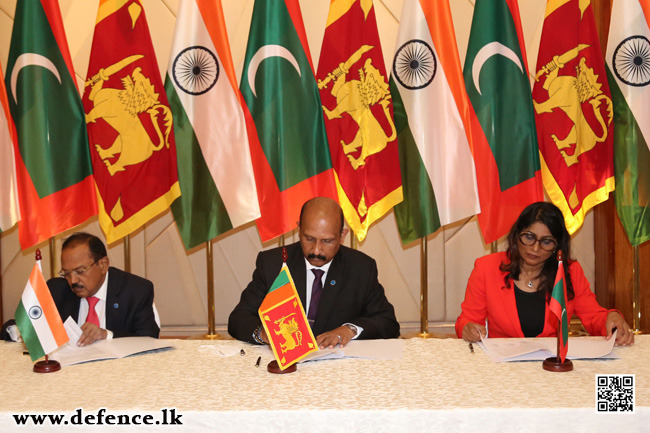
[58,258,102,278]
[518,232,557,251]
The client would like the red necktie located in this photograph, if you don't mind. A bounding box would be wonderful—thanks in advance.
[86,296,100,326]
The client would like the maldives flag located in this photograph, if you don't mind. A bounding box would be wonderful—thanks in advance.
[5,0,97,248]
[15,261,69,362]
[259,262,317,370]
[549,253,569,363]
[317,0,403,241]
[0,64,20,232]
[391,0,480,244]
[83,0,180,243]
[166,0,260,249]
[241,0,338,241]
[533,0,615,235]
[607,0,650,247]
[463,0,543,243]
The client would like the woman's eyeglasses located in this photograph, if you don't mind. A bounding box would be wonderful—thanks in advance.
[518,232,557,251]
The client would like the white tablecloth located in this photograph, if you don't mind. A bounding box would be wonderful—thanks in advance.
[1,336,648,432]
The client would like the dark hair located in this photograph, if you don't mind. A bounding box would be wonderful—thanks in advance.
[499,202,574,301]
[299,197,345,234]
[62,232,107,262]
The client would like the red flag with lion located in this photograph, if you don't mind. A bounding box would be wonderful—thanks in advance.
[83,0,180,243]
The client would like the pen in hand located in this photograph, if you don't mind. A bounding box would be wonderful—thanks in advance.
[255,356,261,367]
[468,343,474,354]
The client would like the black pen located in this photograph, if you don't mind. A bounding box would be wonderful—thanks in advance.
[468,343,474,354]
[255,356,261,367]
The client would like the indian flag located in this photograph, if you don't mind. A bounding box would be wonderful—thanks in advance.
[0,63,20,232]
[391,0,480,244]
[606,0,650,246]
[165,0,260,249]
[14,262,68,362]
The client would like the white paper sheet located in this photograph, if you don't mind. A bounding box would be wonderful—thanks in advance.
[300,338,404,362]
[478,331,618,363]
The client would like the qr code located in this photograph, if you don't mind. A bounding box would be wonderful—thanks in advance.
[596,374,635,413]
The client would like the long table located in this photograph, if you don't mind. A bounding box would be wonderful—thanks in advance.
[1,336,648,432]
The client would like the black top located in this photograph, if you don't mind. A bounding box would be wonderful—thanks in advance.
[514,284,546,337]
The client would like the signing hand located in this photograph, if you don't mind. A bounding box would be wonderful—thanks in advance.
[316,325,355,349]
[462,322,486,343]
[77,323,108,346]
[605,311,634,346]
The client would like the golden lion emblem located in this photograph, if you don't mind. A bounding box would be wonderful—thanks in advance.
[85,55,173,176]
[273,313,303,354]
[533,45,613,168]
[319,45,396,170]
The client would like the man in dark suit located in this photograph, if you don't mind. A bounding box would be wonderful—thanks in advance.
[228,197,400,348]
[49,232,159,346]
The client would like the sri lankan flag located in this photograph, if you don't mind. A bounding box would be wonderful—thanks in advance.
[532,0,614,234]
[83,0,180,243]
[259,263,317,370]
[317,0,403,241]
[549,252,569,363]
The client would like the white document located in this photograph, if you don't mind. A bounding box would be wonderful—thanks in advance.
[51,330,172,367]
[478,331,617,363]
[300,338,404,363]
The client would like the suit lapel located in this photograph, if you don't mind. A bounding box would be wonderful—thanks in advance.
[105,268,123,331]
[287,244,307,305]
[314,250,343,331]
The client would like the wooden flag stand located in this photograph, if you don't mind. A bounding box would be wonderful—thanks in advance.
[33,355,61,373]
[542,328,573,372]
[31,249,61,373]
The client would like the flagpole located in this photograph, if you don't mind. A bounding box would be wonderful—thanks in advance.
[418,237,432,338]
[0,237,3,325]
[633,246,641,333]
[490,241,498,254]
[124,235,131,274]
[204,239,219,339]
[49,238,56,279]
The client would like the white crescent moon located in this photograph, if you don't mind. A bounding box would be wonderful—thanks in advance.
[10,53,62,104]
[247,45,302,97]
[472,41,523,95]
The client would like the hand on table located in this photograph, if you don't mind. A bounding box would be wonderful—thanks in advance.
[316,325,355,349]
[606,311,634,346]
[462,322,486,343]
[77,323,108,346]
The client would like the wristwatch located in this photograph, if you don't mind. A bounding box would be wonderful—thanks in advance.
[346,324,358,336]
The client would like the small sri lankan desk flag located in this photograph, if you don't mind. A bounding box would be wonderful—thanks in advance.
[15,256,68,362]
[83,0,180,243]
[532,0,614,235]
[316,0,403,242]
[549,251,569,363]
[259,252,317,370]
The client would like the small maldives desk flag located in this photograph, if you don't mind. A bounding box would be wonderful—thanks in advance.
[543,250,573,372]
[14,250,68,372]
[259,248,318,373]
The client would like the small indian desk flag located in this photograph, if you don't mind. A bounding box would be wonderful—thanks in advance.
[259,262,317,370]
[549,252,569,363]
[14,260,68,362]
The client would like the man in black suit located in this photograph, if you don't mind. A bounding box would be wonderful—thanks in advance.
[49,232,159,346]
[228,197,400,348]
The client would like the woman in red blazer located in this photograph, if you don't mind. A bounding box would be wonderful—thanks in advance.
[456,202,634,346]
